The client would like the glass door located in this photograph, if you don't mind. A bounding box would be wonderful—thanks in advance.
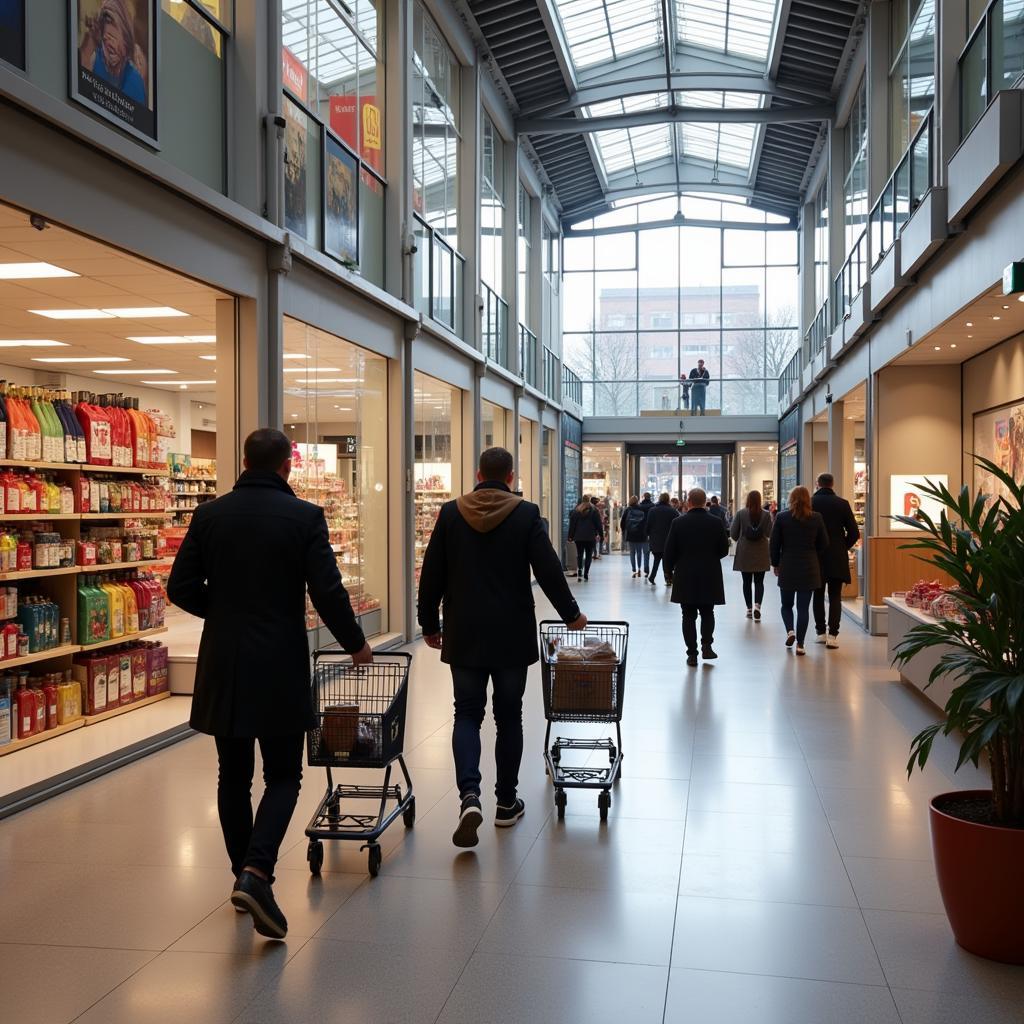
[639,456,680,499]
[636,454,725,503]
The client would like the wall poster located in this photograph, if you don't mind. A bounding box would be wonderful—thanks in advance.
[70,0,157,145]
[0,0,25,69]
[889,474,949,529]
[325,133,359,266]
[973,398,1024,505]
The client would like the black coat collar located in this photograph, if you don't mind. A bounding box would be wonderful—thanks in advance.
[234,470,295,496]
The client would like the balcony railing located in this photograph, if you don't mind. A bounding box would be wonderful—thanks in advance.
[562,364,583,407]
[481,282,509,369]
[960,0,1024,140]
[803,300,829,366]
[543,346,560,402]
[778,350,802,406]
[413,214,465,336]
[831,228,868,331]
[869,108,933,268]
[518,324,538,388]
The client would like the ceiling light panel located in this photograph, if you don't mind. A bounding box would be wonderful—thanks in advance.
[93,369,177,375]
[32,356,130,363]
[102,307,188,318]
[0,262,79,279]
[148,380,215,385]
[127,335,216,344]
[0,340,70,348]
[29,309,115,320]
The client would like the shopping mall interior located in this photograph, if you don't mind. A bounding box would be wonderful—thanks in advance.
[2,0,1024,1020]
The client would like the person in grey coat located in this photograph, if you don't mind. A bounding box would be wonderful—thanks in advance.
[770,486,829,656]
[730,489,773,620]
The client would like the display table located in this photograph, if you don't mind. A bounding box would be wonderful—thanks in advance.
[884,596,957,710]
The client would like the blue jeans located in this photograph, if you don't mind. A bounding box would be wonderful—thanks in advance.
[692,386,707,414]
[451,666,528,806]
[628,541,649,573]
[780,589,813,644]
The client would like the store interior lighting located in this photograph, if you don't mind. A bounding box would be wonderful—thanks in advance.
[32,356,130,363]
[127,335,216,345]
[0,262,79,279]
[93,368,177,375]
[29,306,188,319]
[0,339,69,347]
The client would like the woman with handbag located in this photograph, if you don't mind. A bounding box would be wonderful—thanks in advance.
[730,489,773,620]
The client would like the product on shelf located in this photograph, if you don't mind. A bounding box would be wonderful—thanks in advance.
[0,470,75,515]
[78,527,162,566]
[14,593,63,656]
[77,570,165,646]
[72,641,168,718]
[77,476,167,514]
[5,669,81,741]
[904,578,948,609]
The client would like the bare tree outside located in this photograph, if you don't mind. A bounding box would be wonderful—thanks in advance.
[570,330,639,415]
[723,305,799,413]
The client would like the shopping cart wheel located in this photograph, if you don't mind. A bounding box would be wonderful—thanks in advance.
[598,791,611,822]
[307,840,324,876]
[555,789,567,820]
[403,797,416,828]
[367,844,382,877]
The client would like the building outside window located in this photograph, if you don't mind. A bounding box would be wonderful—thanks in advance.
[843,77,868,259]
[961,0,1024,140]
[889,0,935,170]
[812,181,828,316]
[518,182,532,329]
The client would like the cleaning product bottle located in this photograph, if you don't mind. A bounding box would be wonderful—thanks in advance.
[43,390,65,464]
[22,387,42,463]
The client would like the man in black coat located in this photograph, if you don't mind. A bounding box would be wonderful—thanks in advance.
[644,492,679,585]
[811,472,861,648]
[168,429,371,940]
[663,487,731,667]
[418,447,587,849]
[708,495,728,528]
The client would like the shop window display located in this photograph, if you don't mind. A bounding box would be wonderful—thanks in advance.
[518,417,534,499]
[285,318,388,638]
[482,400,509,450]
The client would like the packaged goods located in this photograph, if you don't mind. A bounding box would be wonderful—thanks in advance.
[14,675,36,738]
[0,676,11,745]
[117,650,132,704]
[77,575,111,645]
[73,654,108,715]
[321,703,359,757]
[550,639,618,714]
[42,676,58,730]
[130,648,147,700]
[56,670,81,724]
[145,643,168,695]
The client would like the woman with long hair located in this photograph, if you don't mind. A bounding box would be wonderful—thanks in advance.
[568,497,603,582]
[769,486,828,655]
[620,495,647,577]
[730,489,773,619]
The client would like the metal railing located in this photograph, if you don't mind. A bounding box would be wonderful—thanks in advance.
[868,108,932,268]
[778,350,802,406]
[413,213,465,336]
[960,0,1024,141]
[831,227,869,330]
[518,324,538,388]
[562,364,583,407]
[481,282,509,369]
[543,346,560,402]
[803,300,829,366]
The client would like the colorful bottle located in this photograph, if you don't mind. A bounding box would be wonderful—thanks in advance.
[76,393,112,466]
[120,576,139,635]
[0,381,8,460]
[99,576,125,639]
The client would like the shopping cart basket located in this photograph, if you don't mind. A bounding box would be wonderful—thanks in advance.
[304,650,414,877]
[539,621,628,821]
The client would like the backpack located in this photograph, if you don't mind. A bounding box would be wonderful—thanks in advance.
[744,513,764,542]
[625,507,645,533]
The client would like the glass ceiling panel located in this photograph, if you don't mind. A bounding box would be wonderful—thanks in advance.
[676,0,778,65]
[586,94,673,176]
[553,0,663,70]
[676,91,761,170]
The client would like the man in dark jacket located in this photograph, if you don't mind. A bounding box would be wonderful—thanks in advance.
[644,492,679,585]
[708,495,728,528]
[811,472,861,648]
[418,447,587,849]
[167,429,371,940]
[687,359,711,414]
[663,487,731,666]
[636,492,654,575]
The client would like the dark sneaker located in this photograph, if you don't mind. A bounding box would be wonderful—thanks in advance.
[785,631,797,648]
[753,605,762,621]
[231,871,287,939]
[453,795,483,848]
[702,647,718,660]
[686,654,698,667]
[495,798,525,827]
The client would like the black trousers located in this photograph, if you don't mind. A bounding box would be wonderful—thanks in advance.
[682,604,715,656]
[451,665,528,806]
[574,540,595,577]
[741,571,766,609]
[649,551,666,581]
[814,578,845,636]
[215,734,305,882]
[780,589,813,644]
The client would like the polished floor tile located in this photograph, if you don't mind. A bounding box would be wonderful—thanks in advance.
[844,855,945,914]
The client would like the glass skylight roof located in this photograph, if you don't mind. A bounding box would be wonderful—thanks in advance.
[553,0,664,70]
[676,0,778,63]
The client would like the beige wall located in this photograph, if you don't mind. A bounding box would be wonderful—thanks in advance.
[962,333,1024,484]
[874,364,963,537]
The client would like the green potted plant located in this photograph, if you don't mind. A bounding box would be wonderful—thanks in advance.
[892,457,1024,964]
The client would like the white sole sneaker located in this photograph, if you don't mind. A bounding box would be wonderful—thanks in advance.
[452,804,483,848]
[815,634,827,644]
[826,636,839,649]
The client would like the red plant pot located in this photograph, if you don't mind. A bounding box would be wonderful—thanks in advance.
[930,791,1024,964]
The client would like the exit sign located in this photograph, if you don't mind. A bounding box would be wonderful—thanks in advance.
[675,439,687,447]
[1002,261,1024,294]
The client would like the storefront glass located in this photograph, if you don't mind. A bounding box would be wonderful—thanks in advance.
[518,417,534,498]
[738,443,778,505]
[414,372,463,590]
[583,443,622,549]
[541,426,554,527]
[482,400,509,449]
[284,317,389,638]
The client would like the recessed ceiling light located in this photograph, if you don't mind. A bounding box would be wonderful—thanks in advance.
[966,321,973,326]
[291,413,298,418]
[32,356,130,363]
[30,308,114,320]
[0,340,70,348]
[283,353,309,360]
[933,345,941,351]
[1003,305,1010,309]
[127,335,215,345]
[283,367,341,373]
[950,343,957,349]
[94,368,176,375]
[102,307,187,318]
[993,315,1001,321]
[146,379,214,385]
[199,354,217,361]
[0,262,79,279]
[292,378,355,384]
[967,334,973,338]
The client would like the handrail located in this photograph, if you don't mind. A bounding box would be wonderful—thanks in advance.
[831,227,868,330]
[543,346,560,402]
[481,281,509,368]
[518,324,538,388]
[562,365,583,407]
[777,349,801,405]
[959,1,1024,140]
[803,300,829,365]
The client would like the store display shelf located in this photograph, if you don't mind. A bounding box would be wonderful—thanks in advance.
[83,689,170,724]
[86,559,163,572]
[0,513,80,522]
[0,459,82,470]
[0,460,168,477]
[415,490,450,496]
[81,465,169,477]
[79,626,168,652]
[0,644,79,669]
[79,512,169,520]
[0,717,86,758]
[0,565,81,582]
[171,476,215,483]
[168,506,200,513]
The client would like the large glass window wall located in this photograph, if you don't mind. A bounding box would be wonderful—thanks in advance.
[562,197,798,417]
[843,78,868,260]
[961,0,1024,139]
[889,0,935,169]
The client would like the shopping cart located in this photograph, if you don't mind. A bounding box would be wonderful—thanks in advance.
[539,621,629,821]
[304,650,414,877]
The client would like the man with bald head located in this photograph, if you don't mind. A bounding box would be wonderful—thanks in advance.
[663,487,731,667]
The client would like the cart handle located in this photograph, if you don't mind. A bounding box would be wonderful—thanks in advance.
[538,620,630,629]
[312,648,413,665]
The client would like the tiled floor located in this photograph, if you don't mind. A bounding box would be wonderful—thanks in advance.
[2,556,1019,1023]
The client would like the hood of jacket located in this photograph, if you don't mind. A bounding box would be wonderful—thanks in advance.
[456,482,523,533]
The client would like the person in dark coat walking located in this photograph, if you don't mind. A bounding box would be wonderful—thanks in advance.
[167,429,372,940]
[708,495,728,528]
[811,473,860,648]
[770,486,829,656]
[644,492,679,585]
[568,498,603,581]
[730,489,773,619]
[663,487,731,666]
[620,495,648,577]
[418,447,587,849]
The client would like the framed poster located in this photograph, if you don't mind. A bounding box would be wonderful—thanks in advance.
[973,398,1024,506]
[324,133,359,266]
[889,474,948,529]
[0,0,26,70]
[283,98,310,239]
[69,0,158,146]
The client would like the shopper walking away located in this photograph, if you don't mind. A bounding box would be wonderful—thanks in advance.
[731,489,773,620]
[589,496,604,559]
[769,486,829,656]
[568,498,603,581]
[708,495,728,528]
[418,447,587,849]
[167,429,372,940]
[811,472,860,648]
[620,495,648,577]
[645,491,679,585]
[663,487,730,667]
[687,359,711,415]
[637,492,654,575]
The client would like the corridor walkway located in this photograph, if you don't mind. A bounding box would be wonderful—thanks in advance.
[2,556,1022,1023]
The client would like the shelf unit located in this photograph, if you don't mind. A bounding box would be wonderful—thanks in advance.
[79,626,167,652]
[82,689,170,724]
[0,644,80,669]
[0,566,82,582]
[0,459,168,477]
[80,512,169,520]
[0,513,80,522]
[0,717,85,757]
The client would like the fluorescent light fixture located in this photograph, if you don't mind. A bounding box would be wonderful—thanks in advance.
[283,367,341,373]
[292,378,354,384]
[93,368,177,375]
[32,356,130,363]
[30,308,115,320]
[102,307,187,318]
[199,355,217,361]
[146,379,214,385]
[0,262,79,280]
[283,353,309,359]
[127,335,216,345]
[0,340,70,348]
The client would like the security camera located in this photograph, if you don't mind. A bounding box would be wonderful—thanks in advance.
[29,214,47,232]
